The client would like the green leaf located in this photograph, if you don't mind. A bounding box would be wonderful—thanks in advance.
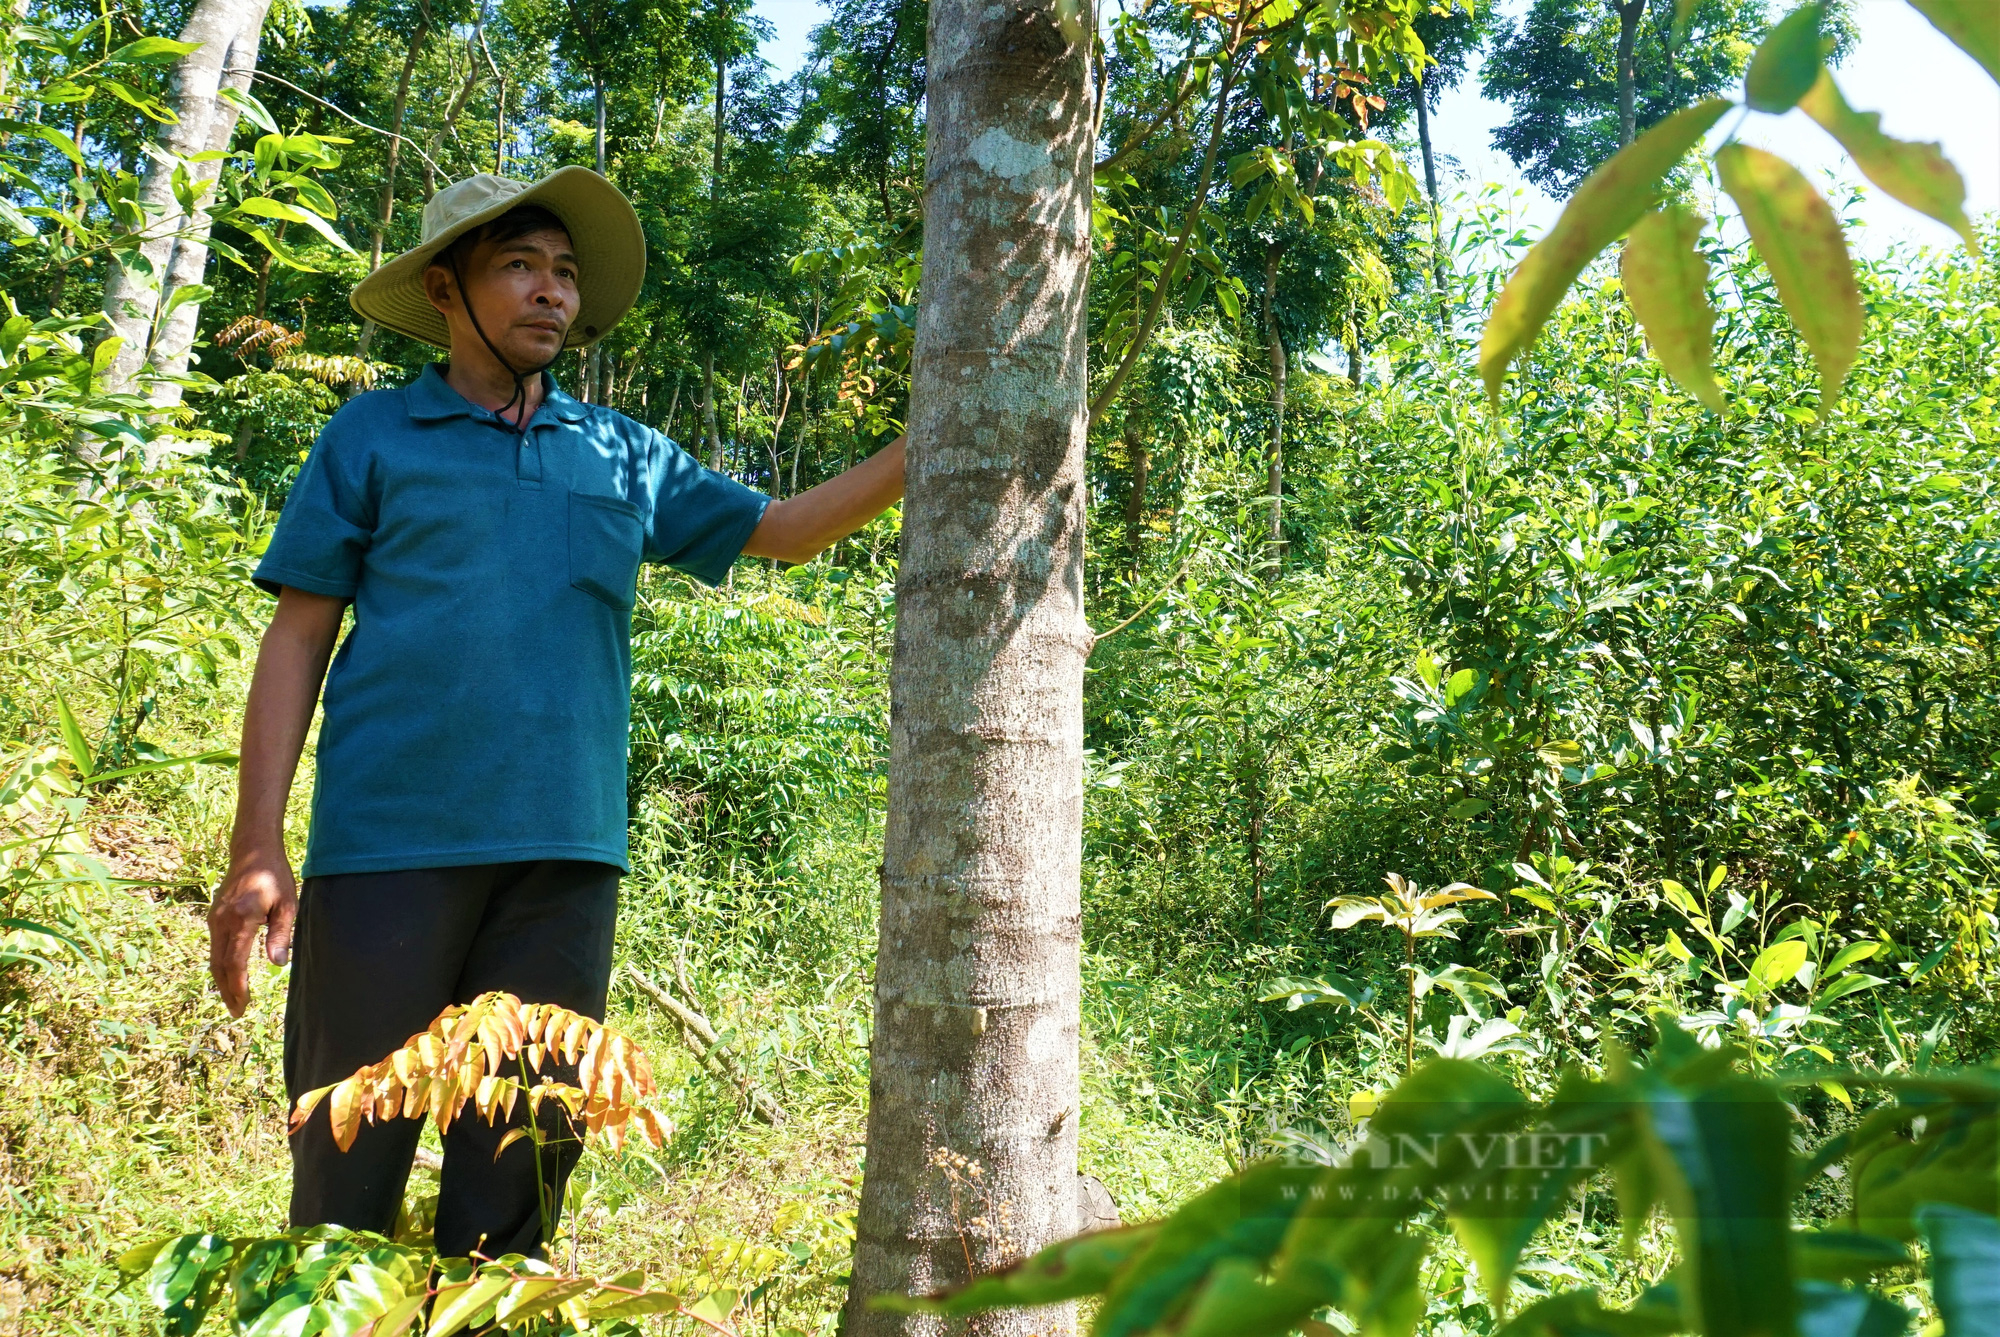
[155,282,213,329]
[1816,973,1885,1005]
[1792,1231,1912,1282]
[1824,942,1880,975]
[239,1293,320,1337]
[1490,1287,1683,1337]
[1092,1161,1317,1337]
[590,1287,692,1318]
[81,749,237,788]
[1746,939,1810,996]
[1905,0,2000,85]
[1799,72,1979,250]
[1621,207,1725,413]
[107,36,202,64]
[218,85,281,136]
[1855,1112,1999,1239]
[1259,973,1373,1011]
[231,197,356,254]
[1445,667,1477,704]
[147,1234,232,1336]
[1447,798,1491,820]
[874,1222,1159,1314]
[687,1288,739,1323]
[1715,144,1863,417]
[115,1236,174,1278]
[55,694,93,779]
[1641,1077,1795,1337]
[1172,1257,1326,1337]
[1671,0,1701,47]
[423,1272,511,1336]
[1479,99,1729,402]
[367,1294,429,1337]
[1794,1281,1910,1337]
[492,1276,592,1323]
[1916,1204,2000,1336]
[1744,4,1826,113]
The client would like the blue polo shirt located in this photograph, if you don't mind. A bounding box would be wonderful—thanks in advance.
[255,364,769,878]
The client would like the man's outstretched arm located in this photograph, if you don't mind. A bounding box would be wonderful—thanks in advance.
[208,586,347,1017]
[741,436,906,565]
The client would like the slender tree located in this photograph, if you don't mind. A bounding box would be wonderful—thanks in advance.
[843,0,1094,1330]
[97,0,274,432]
[354,10,432,357]
[1261,239,1288,559]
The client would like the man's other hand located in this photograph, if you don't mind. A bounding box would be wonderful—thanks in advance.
[209,851,298,1017]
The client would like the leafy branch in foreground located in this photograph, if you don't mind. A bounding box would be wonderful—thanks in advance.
[123,995,725,1334]
[1480,0,1994,417]
[119,1227,746,1337]
[881,1023,2000,1335]
[290,991,673,1155]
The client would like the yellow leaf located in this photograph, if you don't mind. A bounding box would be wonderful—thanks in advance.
[578,1028,606,1100]
[1480,99,1731,401]
[1621,206,1727,413]
[1717,144,1863,415]
[292,1083,332,1132]
[391,1047,417,1085]
[1906,0,1999,85]
[560,1014,589,1064]
[330,1078,363,1152]
[475,1074,501,1120]
[1800,71,1978,250]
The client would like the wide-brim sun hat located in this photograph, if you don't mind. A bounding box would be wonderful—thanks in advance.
[350,167,644,350]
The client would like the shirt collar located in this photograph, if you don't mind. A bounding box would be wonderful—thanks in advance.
[406,363,590,425]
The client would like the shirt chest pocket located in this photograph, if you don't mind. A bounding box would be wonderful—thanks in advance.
[568,490,644,611]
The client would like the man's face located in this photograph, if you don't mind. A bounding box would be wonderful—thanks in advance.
[426,226,579,369]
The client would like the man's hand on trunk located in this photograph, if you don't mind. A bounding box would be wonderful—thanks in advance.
[208,850,298,1017]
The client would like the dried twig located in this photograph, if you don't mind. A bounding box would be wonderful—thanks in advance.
[624,965,786,1127]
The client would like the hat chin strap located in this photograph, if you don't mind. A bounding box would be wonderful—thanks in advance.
[449,251,565,434]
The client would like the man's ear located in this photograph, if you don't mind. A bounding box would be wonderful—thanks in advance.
[421,263,456,317]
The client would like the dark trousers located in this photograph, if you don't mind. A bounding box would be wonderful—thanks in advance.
[284,861,620,1259]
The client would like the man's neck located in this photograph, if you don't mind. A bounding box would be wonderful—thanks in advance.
[441,348,549,421]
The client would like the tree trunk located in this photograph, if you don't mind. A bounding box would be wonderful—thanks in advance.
[701,350,723,471]
[1614,0,1648,148]
[423,53,483,202]
[96,0,274,424]
[711,51,726,194]
[1413,90,1450,332]
[477,16,506,174]
[1261,240,1287,563]
[356,17,430,358]
[585,75,607,397]
[1121,414,1148,570]
[842,0,1093,1327]
[1348,302,1365,387]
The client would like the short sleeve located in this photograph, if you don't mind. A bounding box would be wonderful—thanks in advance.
[253,416,374,598]
[642,431,771,586]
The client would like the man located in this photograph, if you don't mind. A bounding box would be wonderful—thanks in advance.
[205,168,903,1258]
